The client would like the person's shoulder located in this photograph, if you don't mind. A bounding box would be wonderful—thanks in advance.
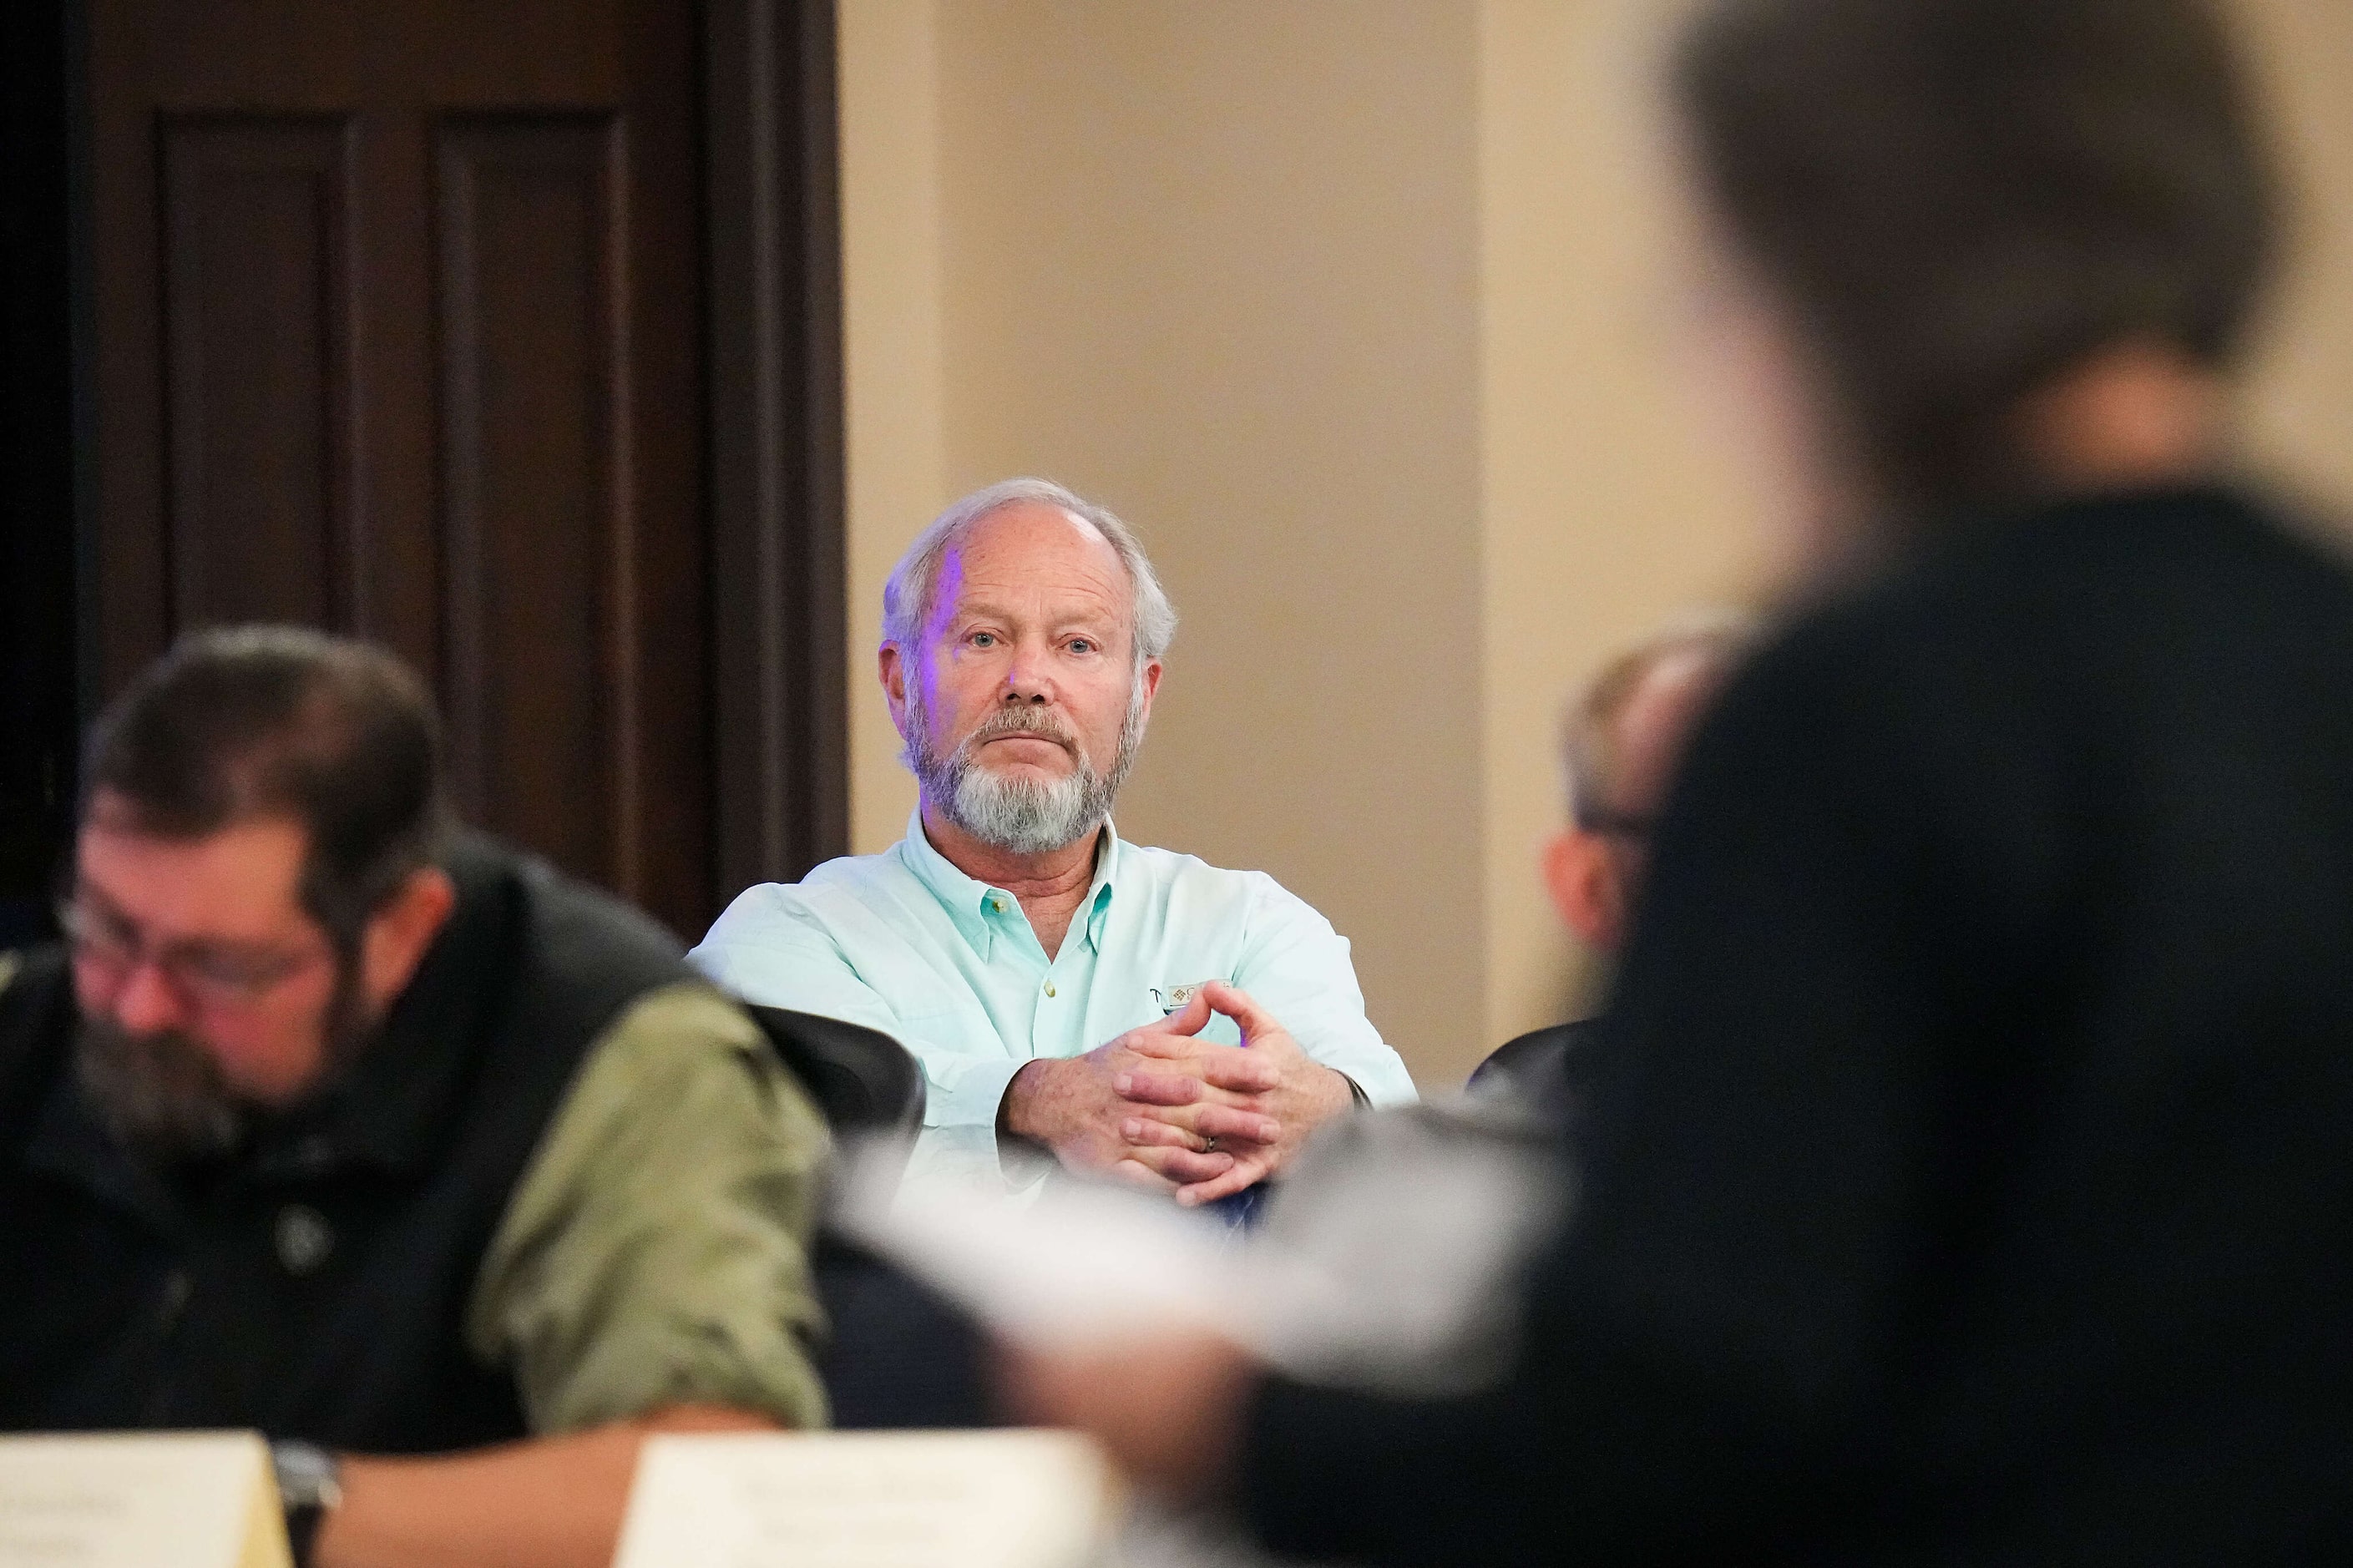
[1875,485,2353,693]
[1114,841,1328,921]
[1704,488,2284,724]
[446,833,691,1004]
[574,979,812,1124]
[702,844,925,945]
[0,944,76,1135]
[1869,483,2353,640]
[1114,838,1242,885]
[785,843,927,908]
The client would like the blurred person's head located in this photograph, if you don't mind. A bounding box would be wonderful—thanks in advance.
[1544,617,1755,954]
[880,478,1176,857]
[68,627,458,1161]
[1671,0,2277,565]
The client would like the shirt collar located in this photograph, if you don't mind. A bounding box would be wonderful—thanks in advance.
[899,807,1122,955]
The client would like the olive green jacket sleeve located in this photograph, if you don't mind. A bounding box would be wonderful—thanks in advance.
[466,979,832,1434]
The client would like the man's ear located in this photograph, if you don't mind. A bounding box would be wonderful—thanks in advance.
[1136,658,1163,721]
[359,866,458,1014]
[1541,828,1622,954]
[879,642,912,740]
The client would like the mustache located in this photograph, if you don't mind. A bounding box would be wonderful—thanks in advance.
[959,706,1083,760]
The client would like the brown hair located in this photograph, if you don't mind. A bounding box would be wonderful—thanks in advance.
[83,626,451,948]
[1673,0,2278,512]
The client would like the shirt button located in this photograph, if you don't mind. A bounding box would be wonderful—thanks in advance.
[276,1205,336,1277]
[990,898,1006,914]
[157,1270,192,1331]
[1044,982,1057,997]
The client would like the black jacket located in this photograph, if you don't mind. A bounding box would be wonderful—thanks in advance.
[1241,486,2353,1564]
[0,834,690,1452]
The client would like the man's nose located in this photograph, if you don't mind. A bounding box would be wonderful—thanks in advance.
[109,958,188,1036]
[1000,645,1055,703]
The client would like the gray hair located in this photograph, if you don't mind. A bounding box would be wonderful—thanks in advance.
[880,478,1178,672]
[1564,611,1758,827]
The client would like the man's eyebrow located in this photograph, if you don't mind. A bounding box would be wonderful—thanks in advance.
[70,878,131,922]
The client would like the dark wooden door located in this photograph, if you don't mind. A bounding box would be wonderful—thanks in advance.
[82,0,847,937]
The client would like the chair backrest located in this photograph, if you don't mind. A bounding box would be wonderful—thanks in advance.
[746,1008,954,1427]
[746,1004,926,1143]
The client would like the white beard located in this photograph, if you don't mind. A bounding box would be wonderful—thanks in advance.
[903,682,1147,855]
[944,761,1106,856]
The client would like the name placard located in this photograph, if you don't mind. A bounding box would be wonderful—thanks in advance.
[0,1432,290,1568]
[612,1429,1119,1568]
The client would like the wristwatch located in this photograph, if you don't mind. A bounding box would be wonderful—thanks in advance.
[268,1439,345,1568]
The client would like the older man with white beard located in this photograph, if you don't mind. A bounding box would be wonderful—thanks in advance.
[693,478,1414,1203]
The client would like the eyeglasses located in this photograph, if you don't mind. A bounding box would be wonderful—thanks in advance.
[58,898,330,1012]
[1575,807,1657,843]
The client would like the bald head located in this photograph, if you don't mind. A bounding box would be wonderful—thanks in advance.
[882,478,1176,676]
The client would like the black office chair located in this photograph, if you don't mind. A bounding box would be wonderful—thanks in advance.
[744,1004,996,1428]
[746,1004,926,1146]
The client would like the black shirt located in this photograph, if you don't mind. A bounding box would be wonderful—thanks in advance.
[1241,485,2353,1564]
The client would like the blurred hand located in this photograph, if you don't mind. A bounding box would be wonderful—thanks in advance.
[996,1328,1257,1502]
[1116,982,1356,1206]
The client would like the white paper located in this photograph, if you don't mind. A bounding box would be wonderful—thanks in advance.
[0,1431,289,1568]
[611,1429,1118,1568]
[842,1101,1567,1395]
[848,1160,1243,1350]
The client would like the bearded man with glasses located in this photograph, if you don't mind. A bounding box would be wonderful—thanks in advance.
[0,626,831,1568]
[694,478,1415,1209]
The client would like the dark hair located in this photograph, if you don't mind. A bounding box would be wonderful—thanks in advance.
[82,626,451,948]
[1673,0,2279,511]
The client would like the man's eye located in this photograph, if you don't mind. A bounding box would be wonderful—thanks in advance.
[1068,639,1095,655]
[187,953,264,988]
[969,632,998,648]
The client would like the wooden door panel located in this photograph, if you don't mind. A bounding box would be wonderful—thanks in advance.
[91,0,711,931]
[83,0,845,932]
[438,115,629,893]
[159,117,357,631]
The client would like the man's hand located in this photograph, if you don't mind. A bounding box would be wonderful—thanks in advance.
[996,1329,1257,1503]
[316,1404,772,1568]
[998,1007,1281,1193]
[999,984,1354,1200]
[1116,982,1357,1206]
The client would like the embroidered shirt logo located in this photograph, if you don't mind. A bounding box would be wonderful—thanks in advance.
[1151,980,1214,1015]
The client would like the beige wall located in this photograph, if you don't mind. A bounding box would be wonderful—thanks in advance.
[2236,0,2353,510]
[841,0,1485,1080]
[840,0,2353,1091]
[838,0,944,848]
[1478,0,1756,1057]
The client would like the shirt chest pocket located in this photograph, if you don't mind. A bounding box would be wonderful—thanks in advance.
[1127,980,1244,1048]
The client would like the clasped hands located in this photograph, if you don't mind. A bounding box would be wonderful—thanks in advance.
[998,980,1353,1205]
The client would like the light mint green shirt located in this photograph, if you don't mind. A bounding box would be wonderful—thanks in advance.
[690,810,1417,1191]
